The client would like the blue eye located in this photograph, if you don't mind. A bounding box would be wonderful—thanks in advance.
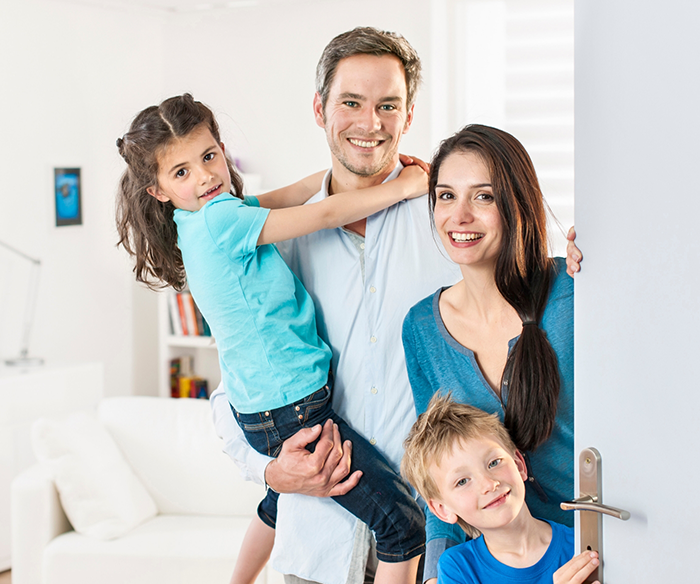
[456,478,469,487]
[343,101,359,108]
[379,104,396,111]
[488,458,501,469]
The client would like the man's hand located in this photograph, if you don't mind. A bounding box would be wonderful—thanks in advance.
[264,419,362,497]
[566,226,583,277]
[553,551,599,584]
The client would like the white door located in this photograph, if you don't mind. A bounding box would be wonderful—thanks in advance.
[574,0,700,581]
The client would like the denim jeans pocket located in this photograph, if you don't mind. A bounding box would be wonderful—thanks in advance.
[233,409,282,457]
[299,385,331,425]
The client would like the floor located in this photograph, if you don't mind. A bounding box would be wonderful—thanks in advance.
[0,570,10,583]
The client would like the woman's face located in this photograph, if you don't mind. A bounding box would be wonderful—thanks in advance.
[432,150,503,268]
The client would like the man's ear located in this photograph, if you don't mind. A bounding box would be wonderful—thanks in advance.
[313,92,326,129]
[427,498,459,525]
[514,450,528,482]
[402,103,415,134]
[146,186,170,203]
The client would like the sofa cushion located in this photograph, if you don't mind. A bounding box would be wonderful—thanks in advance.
[97,397,264,516]
[31,411,158,540]
[42,515,256,584]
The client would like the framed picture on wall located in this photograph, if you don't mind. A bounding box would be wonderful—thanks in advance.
[54,168,82,227]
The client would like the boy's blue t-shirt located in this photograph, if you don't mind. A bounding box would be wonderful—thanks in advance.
[173,193,332,414]
[437,520,574,584]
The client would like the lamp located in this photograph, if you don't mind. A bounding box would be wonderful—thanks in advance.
[0,239,44,366]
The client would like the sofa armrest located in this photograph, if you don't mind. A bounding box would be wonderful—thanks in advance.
[11,463,72,584]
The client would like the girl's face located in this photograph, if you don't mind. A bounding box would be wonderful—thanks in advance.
[432,151,503,269]
[147,124,232,212]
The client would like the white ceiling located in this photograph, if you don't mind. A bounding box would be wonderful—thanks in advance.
[43,0,332,13]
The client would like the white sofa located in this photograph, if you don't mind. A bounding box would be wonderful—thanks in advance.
[11,396,282,584]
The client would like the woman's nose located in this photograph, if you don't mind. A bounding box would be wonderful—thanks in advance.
[452,199,474,223]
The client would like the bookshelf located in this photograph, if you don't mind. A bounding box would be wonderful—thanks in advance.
[157,290,220,399]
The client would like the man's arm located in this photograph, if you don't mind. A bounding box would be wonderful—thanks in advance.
[210,384,362,496]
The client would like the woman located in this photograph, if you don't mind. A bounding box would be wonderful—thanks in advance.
[401,125,573,579]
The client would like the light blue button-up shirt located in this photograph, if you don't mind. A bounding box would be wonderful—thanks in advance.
[211,165,461,584]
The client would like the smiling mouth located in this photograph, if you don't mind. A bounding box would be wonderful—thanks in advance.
[483,490,510,510]
[200,184,222,198]
[348,138,383,148]
[450,232,484,242]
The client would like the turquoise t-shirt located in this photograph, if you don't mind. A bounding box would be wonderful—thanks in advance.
[438,520,574,584]
[173,193,332,413]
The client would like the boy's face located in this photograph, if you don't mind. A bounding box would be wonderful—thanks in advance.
[427,434,528,534]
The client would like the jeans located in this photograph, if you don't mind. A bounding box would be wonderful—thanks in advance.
[233,384,425,563]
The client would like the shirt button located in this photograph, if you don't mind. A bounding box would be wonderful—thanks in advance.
[369,286,376,293]
[360,243,365,250]
[298,414,303,420]
[369,438,377,446]
[371,387,378,395]
[264,411,270,417]
[295,406,300,411]
[370,336,377,343]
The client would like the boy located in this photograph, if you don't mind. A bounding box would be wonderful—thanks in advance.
[401,394,599,584]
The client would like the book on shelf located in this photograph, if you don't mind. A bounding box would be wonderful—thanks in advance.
[167,290,211,337]
[169,356,209,399]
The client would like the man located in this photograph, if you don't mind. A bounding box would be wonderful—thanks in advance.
[212,26,458,584]
[211,26,582,584]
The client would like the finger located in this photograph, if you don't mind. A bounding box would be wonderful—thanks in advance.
[399,153,414,165]
[325,438,352,483]
[287,423,323,449]
[410,155,431,174]
[328,470,362,497]
[555,551,598,582]
[310,419,336,461]
[567,225,576,241]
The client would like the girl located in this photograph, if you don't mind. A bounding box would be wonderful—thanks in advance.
[401,125,573,583]
[116,94,425,584]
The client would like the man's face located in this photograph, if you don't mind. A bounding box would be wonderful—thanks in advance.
[314,53,414,179]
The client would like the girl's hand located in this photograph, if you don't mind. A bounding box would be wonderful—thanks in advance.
[553,551,600,584]
[399,153,431,174]
[396,164,429,200]
[566,226,583,276]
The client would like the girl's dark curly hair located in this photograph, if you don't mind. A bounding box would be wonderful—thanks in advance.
[429,124,559,453]
[115,93,244,290]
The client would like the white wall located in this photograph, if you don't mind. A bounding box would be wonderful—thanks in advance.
[0,0,164,396]
[162,0,435,190]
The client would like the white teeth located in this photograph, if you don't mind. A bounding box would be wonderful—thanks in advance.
[349,138,380,148]
[451,232,483,242]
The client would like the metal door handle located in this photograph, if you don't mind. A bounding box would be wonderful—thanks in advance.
[561,494,630,520]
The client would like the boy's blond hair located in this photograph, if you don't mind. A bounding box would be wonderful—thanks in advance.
[401,393,518,536]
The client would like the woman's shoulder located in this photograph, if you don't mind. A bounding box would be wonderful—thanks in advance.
[403,288,443,330]
[548,257,573,303]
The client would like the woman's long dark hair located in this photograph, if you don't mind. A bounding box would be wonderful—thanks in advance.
[115,93,244,290]
[429,124,559,452]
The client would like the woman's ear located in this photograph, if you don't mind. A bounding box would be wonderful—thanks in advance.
[514,450,528,482]
[147,186,170,203]
[427,498,459,525]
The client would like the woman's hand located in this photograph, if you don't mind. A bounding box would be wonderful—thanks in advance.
[553,551,600,584]
[566,226,583,276]
[396,163,429,200]
[399,153,431,174]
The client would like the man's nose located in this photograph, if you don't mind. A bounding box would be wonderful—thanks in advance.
[356,106,381,133]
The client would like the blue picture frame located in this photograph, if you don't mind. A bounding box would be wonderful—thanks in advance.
[54,168,82,227]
